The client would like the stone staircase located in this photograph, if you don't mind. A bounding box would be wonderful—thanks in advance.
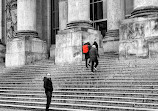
[0,53,158,110]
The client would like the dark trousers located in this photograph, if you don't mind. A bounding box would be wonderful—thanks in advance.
[85,53,90,68]
[85,58,90,67]
[46,91,52,111]
[91,59,98,72]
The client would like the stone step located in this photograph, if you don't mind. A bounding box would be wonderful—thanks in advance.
[2,87,158,94]
[2,80,158,86]
[2,93,158,104]
[1,91,158,99]
[1,84,158,91]
[4,70,158,76]
[2,74,158,80]
[58,88,158,93]
[0,102,157,111]
[51,99,158,109]
[0,99,157,111]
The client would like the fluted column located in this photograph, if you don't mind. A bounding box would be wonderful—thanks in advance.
[103,0,107,19]
[131,0,158,17]
[67,0,91,28]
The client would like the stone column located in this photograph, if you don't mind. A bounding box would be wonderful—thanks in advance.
[47,0,51,54]
[103,0,107,19]
[107,0,124,32]
[67,0,91,28]
[0,0,5,63]
[103,0,124,53]
[6,0,47,67]
[131,0,158,17]
[59,0,68,30]
[17,0,36,31]
[0,0,2,40]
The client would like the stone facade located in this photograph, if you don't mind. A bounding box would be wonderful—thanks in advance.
[119,17,158,59]
[119,0,158,59]
[1,0,158,67]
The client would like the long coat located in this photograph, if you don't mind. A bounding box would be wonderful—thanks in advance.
[43,77,53,93]
[89,47,98,62]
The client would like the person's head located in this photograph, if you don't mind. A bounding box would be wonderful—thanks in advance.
[87,42,90,45]
[46,73,51,78]
[92,45,96,48]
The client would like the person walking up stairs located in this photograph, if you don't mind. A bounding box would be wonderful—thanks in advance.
[89,45,99,73]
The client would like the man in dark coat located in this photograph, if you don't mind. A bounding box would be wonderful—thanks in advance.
[89,45,99,72]
[93,39,98,52]
[43,73,53,111]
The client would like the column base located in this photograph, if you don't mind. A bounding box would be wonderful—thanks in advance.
[67,20,93,29]
[5,31,47,67]
[55,27,103,65]
[103,29,119,53]
[131,6,158,18]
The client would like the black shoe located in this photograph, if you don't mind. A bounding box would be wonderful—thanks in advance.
[88,63,90,66]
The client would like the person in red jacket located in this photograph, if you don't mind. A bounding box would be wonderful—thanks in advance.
[83,42,91,68]
[89,45,99,72]
[43,73,53,111]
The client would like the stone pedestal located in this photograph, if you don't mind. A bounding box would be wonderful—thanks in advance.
[0,1,5,63]
[55,28,103,65]
[0,43,5,63]
[119,17,158,59]
[103,0,124,53]
[6,32,47,67]
[50,44,55,60]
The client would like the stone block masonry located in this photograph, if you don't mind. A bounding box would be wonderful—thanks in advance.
[55,28,103,65]
[6,36,47,67]
[119,17,158,59]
